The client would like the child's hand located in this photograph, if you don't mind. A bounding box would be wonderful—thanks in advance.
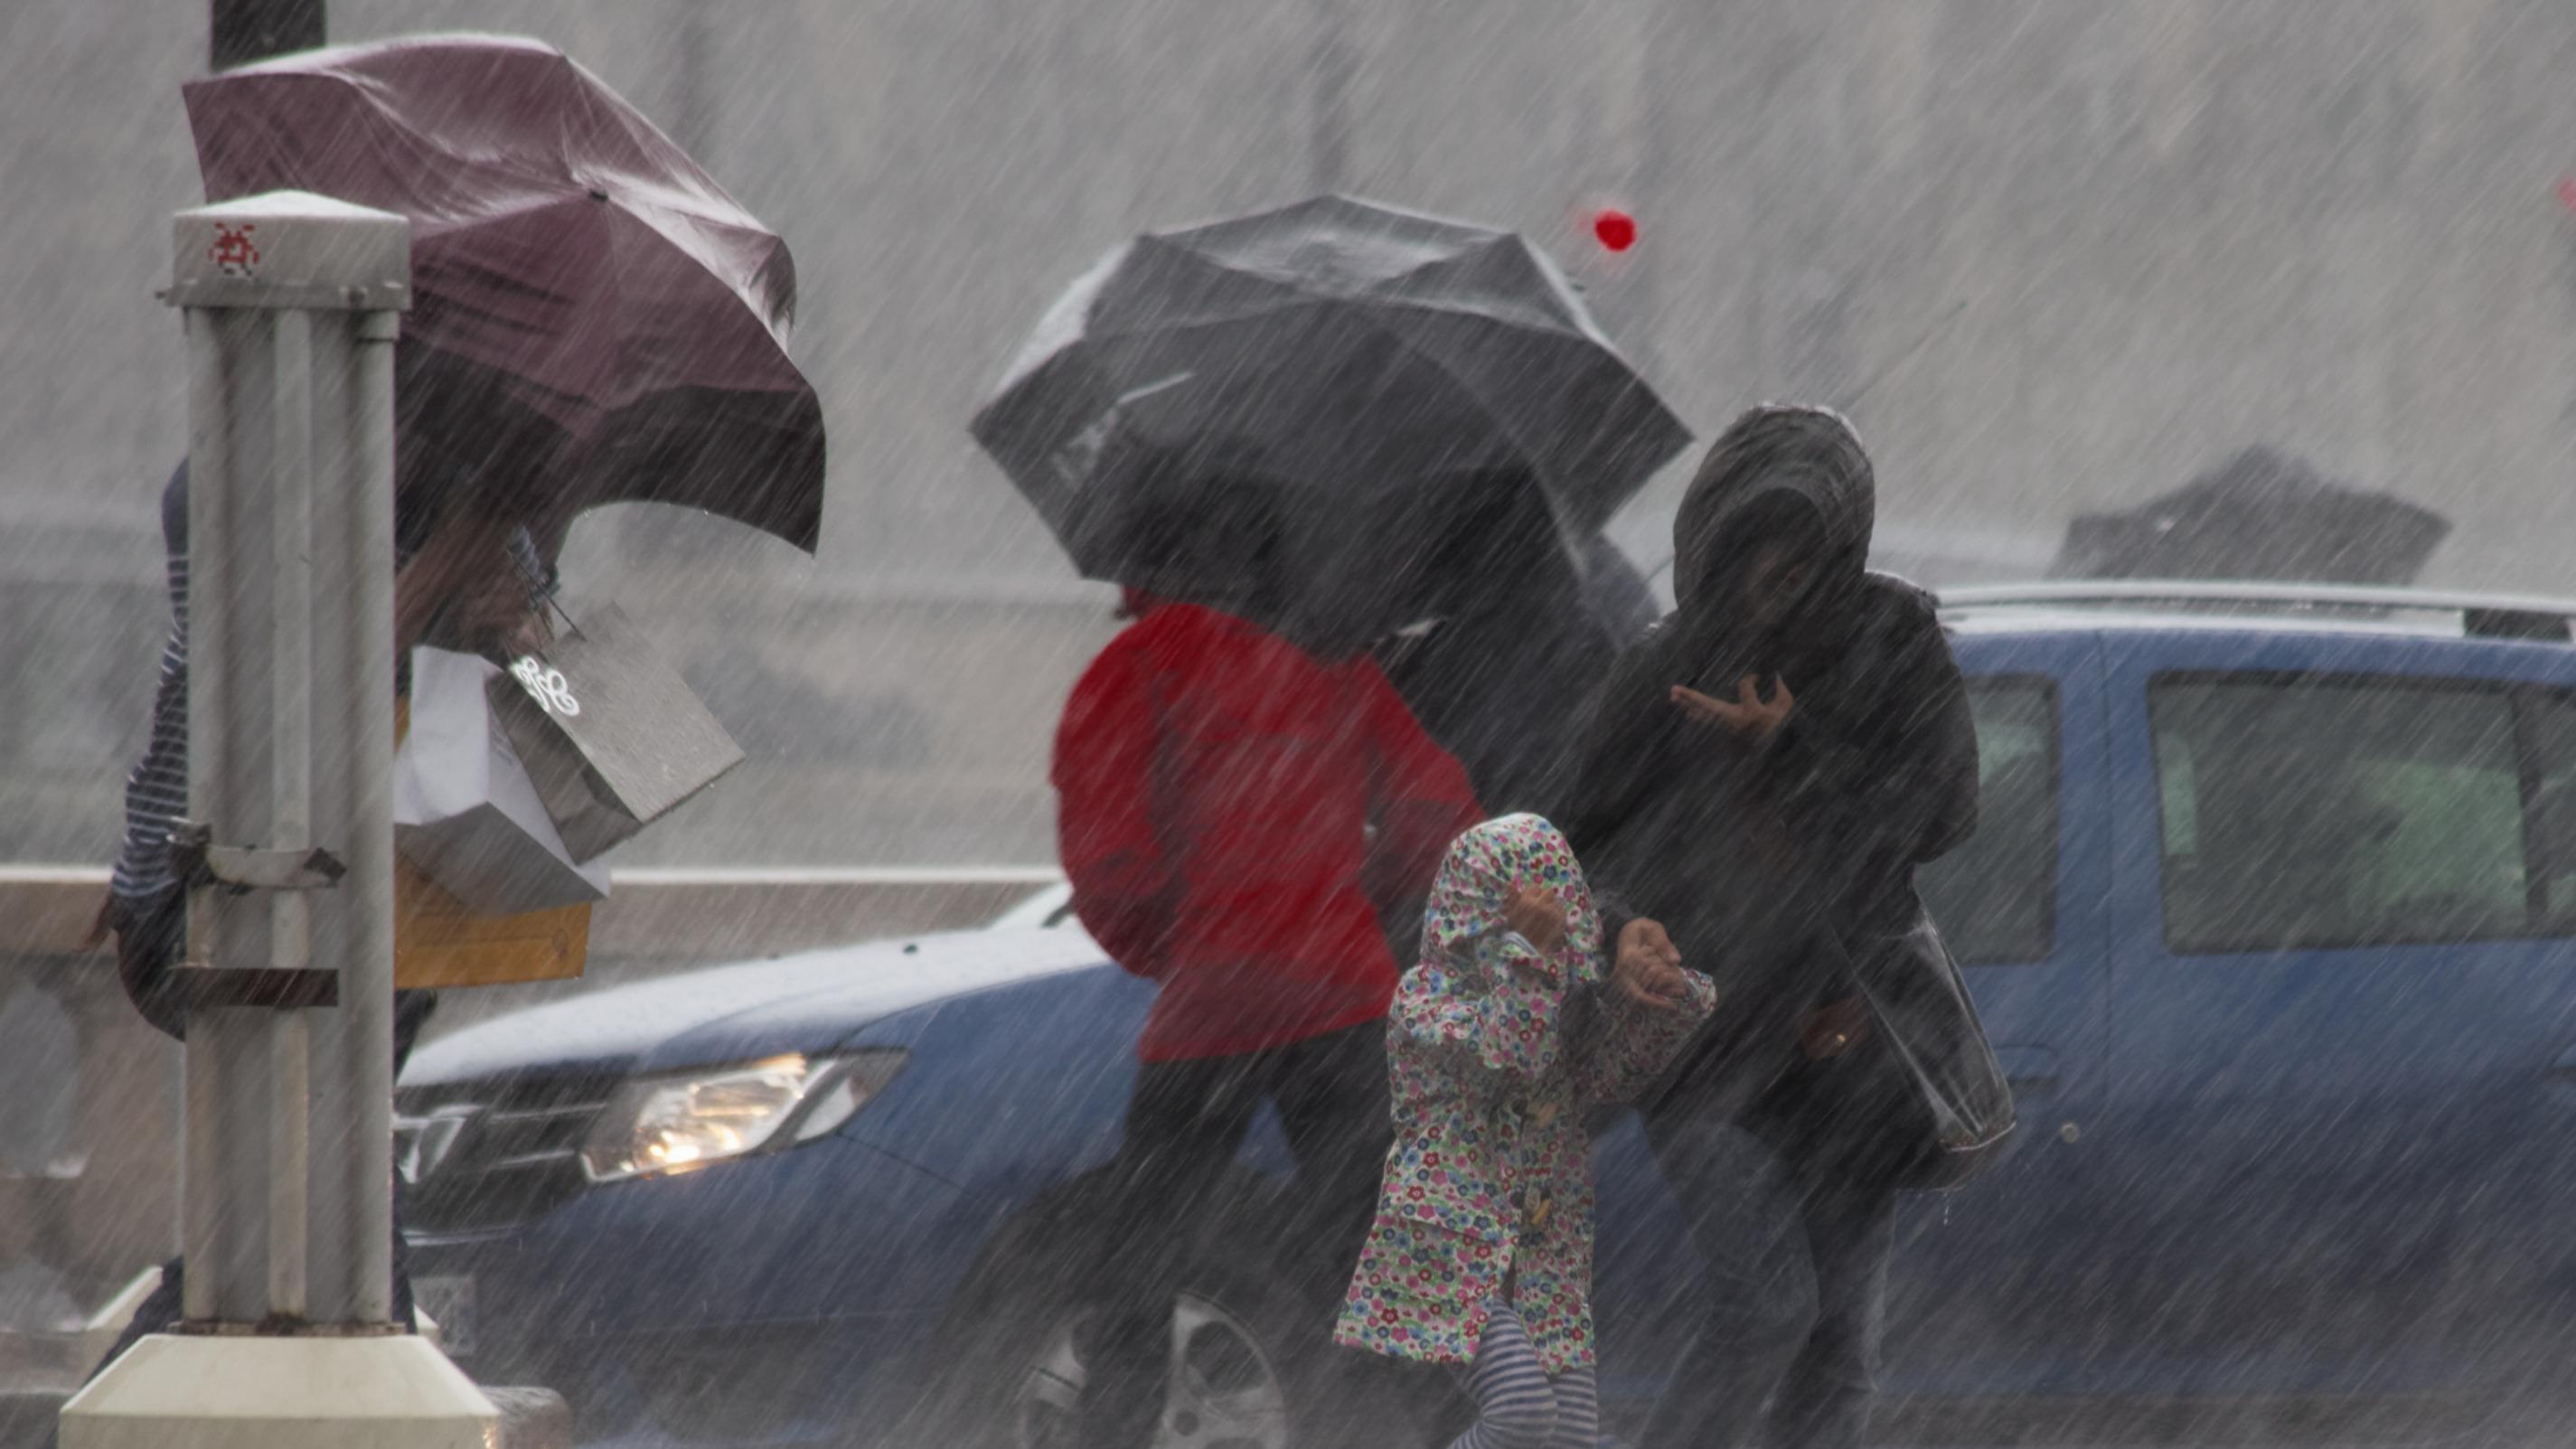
[1504,886,1569,955]
[1612,917,1697,1011]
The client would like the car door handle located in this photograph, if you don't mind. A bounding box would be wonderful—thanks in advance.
[1991,1047,2082,1144]
[1993,1045,2061,1095]
[2548,1046,2576,1083]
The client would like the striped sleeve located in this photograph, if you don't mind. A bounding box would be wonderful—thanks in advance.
[112,494,550,901]
[506,525,558,607]
[109,541,189,901]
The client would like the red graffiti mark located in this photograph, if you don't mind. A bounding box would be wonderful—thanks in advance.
[208,222,260,277]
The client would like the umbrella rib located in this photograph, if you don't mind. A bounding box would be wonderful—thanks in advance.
[189,33,824,554]
[1032,296,1680,521]
[1359,298,1686,503]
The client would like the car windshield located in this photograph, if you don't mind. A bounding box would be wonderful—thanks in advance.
[2153,674,2576,954]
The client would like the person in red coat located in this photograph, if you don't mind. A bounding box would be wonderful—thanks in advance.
[1054,586,1484,1449]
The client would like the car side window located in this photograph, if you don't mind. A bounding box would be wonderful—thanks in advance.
[1918,678,2059,965]
[2521,690,2576,931]
[2151,674,2571,954]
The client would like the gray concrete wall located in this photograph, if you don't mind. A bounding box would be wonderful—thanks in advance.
[8,0,2576,870]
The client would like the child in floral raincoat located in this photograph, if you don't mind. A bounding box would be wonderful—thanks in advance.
[1336,814,1716,1449]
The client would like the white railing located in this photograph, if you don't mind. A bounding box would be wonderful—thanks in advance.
[0,865,1063,960]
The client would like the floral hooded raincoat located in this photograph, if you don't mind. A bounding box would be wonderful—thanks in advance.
[1334,814,1717,1374]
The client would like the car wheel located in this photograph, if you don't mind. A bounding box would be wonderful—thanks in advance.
[1012,1283,1293,1449]
[891,1174,1434,1449]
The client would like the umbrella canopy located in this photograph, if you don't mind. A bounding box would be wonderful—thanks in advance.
[1379,526,1658,813]
[184,33,827,552]
[2051,447,2450,586]
[973,194,1688,646]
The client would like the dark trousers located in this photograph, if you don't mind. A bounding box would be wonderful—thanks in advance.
[1076,1019,1396,1449]
[1641,1111,1898,1449]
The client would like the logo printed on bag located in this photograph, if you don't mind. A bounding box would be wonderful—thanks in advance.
[510,657,582,718]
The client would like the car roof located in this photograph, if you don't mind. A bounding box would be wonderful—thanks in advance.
[1938,581,2576,645]
[1943,609,2459,640]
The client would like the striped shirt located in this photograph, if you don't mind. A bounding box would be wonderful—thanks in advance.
[109,469,193,901]
[110,464,554,902]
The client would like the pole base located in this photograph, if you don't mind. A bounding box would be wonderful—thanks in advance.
[58,1332,494,1449]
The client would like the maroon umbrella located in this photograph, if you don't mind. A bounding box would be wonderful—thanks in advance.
[183,34,826,552]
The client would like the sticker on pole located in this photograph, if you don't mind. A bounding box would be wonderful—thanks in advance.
[207,223,261,278]
[509,657,582,718]
[169,194,413,309]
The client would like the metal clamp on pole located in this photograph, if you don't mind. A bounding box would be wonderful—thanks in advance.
[165,821,343,1009]
[169,820,349,893]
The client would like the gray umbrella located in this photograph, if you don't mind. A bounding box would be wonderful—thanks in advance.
[2050,447,2451,586]
[973,194,1689,647]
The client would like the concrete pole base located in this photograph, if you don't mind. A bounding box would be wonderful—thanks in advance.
[57,1333,495,1449]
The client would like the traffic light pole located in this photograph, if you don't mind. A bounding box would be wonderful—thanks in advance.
[58,191,494,1449]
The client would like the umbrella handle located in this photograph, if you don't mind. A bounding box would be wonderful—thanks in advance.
[541,594,587,641]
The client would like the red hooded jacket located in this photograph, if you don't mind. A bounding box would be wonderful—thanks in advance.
[1054,595,1484,1061]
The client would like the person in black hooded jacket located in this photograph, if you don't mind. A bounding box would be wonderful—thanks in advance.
[1556,405,2007,1449]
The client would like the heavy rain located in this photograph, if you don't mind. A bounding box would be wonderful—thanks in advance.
[8,3,2576,1448]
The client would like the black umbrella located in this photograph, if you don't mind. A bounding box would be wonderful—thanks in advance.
[2051,447,2450,586]
[1379,522,1659,813]
[973,194,1689,647]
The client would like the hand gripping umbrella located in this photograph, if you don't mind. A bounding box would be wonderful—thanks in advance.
[185,33,826,551]
[973,195,1688,648]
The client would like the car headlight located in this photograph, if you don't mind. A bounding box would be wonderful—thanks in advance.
[580,1049,907,1183]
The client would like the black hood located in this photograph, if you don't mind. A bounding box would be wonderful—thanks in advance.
[1671,405,1876,617]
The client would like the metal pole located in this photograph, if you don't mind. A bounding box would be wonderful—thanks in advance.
[64,184,494,1449]
[210,0,324,71]
[184,304,285,1328]
[176,310,230,1328]
[265,310,315,1321]
[166,193,411,1332]
[306,306,400,1325]
[1308,0,1355,193]
[669,0,716,159]
[350,306,400,1326]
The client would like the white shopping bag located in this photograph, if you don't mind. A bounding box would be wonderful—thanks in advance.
[487,604,745,863]
[395,647,611,914]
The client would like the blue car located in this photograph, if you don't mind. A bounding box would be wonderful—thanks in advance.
[398,586,2576,1448]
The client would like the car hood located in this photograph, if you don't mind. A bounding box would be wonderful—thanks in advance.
[400,925,1111,1088]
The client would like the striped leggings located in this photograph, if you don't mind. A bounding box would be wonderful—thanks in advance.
[1448,1302,1602,1449]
